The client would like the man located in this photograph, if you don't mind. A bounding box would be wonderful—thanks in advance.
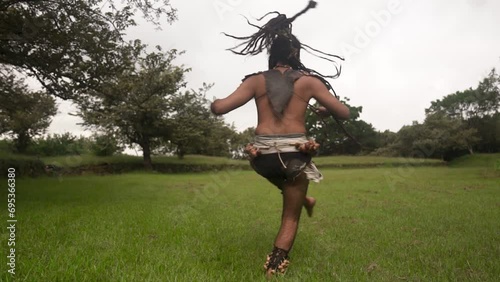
[211,1,350,277]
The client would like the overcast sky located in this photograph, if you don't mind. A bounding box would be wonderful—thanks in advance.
[49,0,500,137]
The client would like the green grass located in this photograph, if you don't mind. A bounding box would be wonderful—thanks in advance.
[0,151,39,161]
[3,150,496,171]
[39,154,446,169]
[1,161,499,281]
[449,153,500,169]
[313,155,444,167]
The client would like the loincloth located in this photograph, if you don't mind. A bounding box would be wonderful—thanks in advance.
[247,134,323,186]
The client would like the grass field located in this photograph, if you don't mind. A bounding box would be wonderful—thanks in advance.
[39,154,445,169]
[0,155,499,281]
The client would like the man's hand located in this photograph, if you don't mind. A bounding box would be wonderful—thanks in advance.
[210,100,220,115]
[244,143,261,160]
[295,139,320,154]
[313,106,331,118]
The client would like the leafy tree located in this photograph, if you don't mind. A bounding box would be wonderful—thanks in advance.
[194,119,238,158]
[166,84,242,159]
[468,113,500,153]
[374,115,481,160]
[426,68,499,153]
[427,69,499,119]
[377,130,397,148]
[306,99,380,155]
[417,113,480,159]
[167,85,214,158]
[370,130,404,157]
[0,73,57,153]
[1,0,176,100]
[387,122,427,158]
[475,69,500,116]
[78,46,188,169]
[426,88,477,120]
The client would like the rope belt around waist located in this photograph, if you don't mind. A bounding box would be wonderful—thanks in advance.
[245,134,323,183]
[253,134,308,154]
[252,134,313,168]
[253,144,302,155]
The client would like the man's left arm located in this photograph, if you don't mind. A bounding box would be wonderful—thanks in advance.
[210,76,256,115]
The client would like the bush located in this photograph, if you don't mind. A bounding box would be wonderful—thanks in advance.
[27,133,91,156]
[370,146,400,157]
[90,134,123,156]
[0,139,13,155]
[56,162,251,176]
[0,157,45,178]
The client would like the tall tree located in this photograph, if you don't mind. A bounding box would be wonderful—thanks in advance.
[167,84,214,159]
[426,68,499,153]
[78,45,188,169]
[375,114,481,160]
[388,121,427,158]
[426,69,499,119]
[417,113,480,159]
[166,84,242,159]
[1,0,176,100]
[0,72,57,153]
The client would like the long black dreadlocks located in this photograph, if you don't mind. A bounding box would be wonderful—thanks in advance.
[223,0,344,98]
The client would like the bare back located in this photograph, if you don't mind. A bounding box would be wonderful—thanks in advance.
[210,67,349,131]
[252,68,312,135]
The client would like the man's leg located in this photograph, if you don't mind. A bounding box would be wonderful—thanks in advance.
[265,173,309,277]
[304,196,316,217]
[274,172,309,250]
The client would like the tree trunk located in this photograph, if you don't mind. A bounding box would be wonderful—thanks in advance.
[15,131,30,153]
[468,145,474,155]
[142,140,153,170]
[177,146,185,159]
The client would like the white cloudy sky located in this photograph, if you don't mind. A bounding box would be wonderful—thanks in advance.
[49,0,500,136]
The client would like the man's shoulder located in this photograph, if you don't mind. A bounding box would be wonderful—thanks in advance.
[240,69,327,88]
[242,71,265,82]
[298,73,330,90]
[292,71,323,86]
[242,69,312,81]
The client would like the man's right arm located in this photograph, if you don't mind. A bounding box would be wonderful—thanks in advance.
[210,76,256,115]
[309,77,350,120]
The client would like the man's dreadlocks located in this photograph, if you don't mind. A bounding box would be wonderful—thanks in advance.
[223,0,344,98]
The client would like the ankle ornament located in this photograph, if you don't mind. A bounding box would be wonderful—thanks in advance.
[263,247,290,275]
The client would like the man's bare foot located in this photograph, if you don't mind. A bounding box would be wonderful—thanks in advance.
[304,197,316,217]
